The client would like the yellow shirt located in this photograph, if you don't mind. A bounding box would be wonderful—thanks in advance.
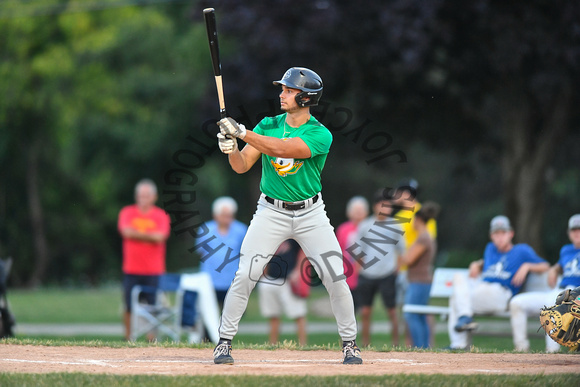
[396,202,437,271]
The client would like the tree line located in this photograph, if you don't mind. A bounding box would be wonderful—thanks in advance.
[1,0,579,287]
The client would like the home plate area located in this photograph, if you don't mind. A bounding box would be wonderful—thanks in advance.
[0,345,578,376]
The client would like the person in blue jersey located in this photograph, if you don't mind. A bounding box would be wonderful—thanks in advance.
[446,215,550,350]
[197,197,248,309]
[509,214,580,352]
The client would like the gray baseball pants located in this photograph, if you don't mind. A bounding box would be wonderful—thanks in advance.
[218,194,358,341]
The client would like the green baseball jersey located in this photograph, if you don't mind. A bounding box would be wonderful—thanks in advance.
[253,113,332,202]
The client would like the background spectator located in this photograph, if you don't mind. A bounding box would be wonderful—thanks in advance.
[391,178,438,347]
[399,202,440,348]
[118,179,170,341]
[354,189,406,347]
[198,197,247,310]
[336,196,370,304]
[258,239,308,346]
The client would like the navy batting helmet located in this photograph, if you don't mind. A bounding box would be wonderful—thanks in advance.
[273,67,323,107]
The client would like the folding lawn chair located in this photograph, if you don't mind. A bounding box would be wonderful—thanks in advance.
[130,273,185,342]
[130,273,205,343]
[0,257,15,338]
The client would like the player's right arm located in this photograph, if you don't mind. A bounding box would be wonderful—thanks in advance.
[548,263,563,288]
[217,131,261,173]
[469,259,483,278]
[228,143,262,174]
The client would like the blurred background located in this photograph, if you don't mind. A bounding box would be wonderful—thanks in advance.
[1,0,579,289]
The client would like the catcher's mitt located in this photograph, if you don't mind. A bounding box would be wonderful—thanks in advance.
[555,287,580,305]
[539,286,580,351]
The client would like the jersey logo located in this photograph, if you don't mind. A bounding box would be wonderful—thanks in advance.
[564,256,580,277]
[131,217,156,232]
[482,255,511,280]
[270,157,304,177]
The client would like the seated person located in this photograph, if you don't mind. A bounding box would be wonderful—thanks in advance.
[509,214,580,352]
[447,215,549,350]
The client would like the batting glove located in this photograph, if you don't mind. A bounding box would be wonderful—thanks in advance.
[217,132,237,154]
[218,117,246,139]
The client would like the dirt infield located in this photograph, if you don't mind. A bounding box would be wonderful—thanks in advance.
[0,345,578,376]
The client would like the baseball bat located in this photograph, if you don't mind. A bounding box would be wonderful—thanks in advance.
[203,8,226,119]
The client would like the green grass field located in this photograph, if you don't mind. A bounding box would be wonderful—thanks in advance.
[2,285,570,386]
[8,286,122,323]
[0,373,578,387]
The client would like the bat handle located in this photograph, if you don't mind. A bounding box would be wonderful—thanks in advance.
[217,110,232,139]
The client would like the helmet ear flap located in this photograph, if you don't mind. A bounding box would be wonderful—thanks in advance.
[295,91,308,107]
[295,90,322,107]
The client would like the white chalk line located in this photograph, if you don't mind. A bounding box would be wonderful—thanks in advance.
[2,358,119,367]
[1,357,432,367]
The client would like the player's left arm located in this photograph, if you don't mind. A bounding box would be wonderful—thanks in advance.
[399,243,427,267]
[243,130,312,159]
[511,260,550,287]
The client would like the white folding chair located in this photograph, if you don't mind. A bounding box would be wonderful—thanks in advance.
[130,273,184,342]
[179,272,221,344]
[179,287,204,344]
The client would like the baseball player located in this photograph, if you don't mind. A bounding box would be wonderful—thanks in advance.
[212,67,362,365]
[509,213,580,352]
[446,215,550,350]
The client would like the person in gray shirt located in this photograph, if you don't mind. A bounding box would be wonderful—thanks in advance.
[348,189,406,347]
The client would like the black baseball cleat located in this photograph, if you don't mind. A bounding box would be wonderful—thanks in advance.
[342,340,363,364]
[213,340,234,364]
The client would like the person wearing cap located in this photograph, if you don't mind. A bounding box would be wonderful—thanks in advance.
[352,189,406,347]
[446,215,550,350]
[391,178,437,247]
[508,214,580,352]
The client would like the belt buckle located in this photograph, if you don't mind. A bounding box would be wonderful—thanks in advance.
[283,201,304,210]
